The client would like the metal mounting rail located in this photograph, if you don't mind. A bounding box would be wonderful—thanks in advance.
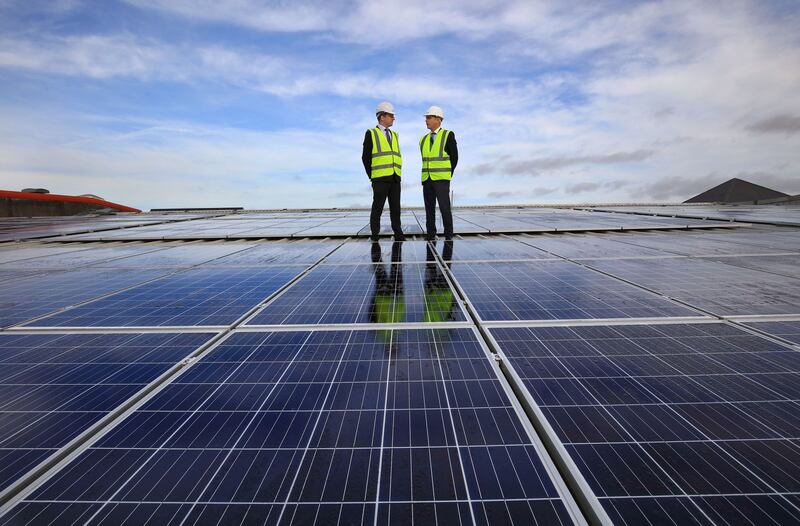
[429,242,613,526]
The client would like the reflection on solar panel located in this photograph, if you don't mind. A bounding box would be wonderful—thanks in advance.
[517,233,670,259]
[435,238,551,261]
[0,332,214,497]
[586,258,800,316]
[2,330,580,525]
[247,263,465,326]
[0,268,172,328]
[1,205,799,525]
[490,323,800,524]
[325,240,432,263]
[450,261,697,321]
[27,267,306,328]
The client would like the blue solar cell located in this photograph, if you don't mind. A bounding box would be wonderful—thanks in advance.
[0,332,214,498]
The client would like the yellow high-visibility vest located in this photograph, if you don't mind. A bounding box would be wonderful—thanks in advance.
[370,127,402,179]
[420,129,452,182]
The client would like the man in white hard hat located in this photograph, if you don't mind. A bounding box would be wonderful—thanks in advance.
[420,105,458,240]
[362,101,404,241]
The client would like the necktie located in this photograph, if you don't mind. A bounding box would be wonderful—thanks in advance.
[385,129,392,146]
[430,132,436,147]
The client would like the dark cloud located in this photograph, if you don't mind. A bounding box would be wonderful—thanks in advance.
[532,187,557,196]
[565,180,631,195]
[487,191,516,199]
[746,114,800,135]
[565,182,600,194]
[470,150,656,177]
[603,180,631,191]
[651,136,693,147]
[332,191,366,199]
[470,163,496,176]
[632,173,727,201]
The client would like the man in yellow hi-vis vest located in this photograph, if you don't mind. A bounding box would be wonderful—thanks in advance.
[362,101,404,241]
[420,105,458,241]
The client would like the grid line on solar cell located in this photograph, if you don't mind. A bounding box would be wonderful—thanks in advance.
[1,330,578,525]
[25,266,308,328]
[490,323,800,525]
[450,261,697,321]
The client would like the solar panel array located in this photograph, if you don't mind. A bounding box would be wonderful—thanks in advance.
[0,205,799,525]
[26,207,746,242]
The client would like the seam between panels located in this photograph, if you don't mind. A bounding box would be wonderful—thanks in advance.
[429,242,606,526]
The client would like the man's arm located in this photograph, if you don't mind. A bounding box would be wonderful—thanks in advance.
[362,130,372,178]
[445,132,458,173]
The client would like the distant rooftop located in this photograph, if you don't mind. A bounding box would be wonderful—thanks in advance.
[684,177,789,204]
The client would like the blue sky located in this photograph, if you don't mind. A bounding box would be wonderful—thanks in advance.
[1,0,798,210]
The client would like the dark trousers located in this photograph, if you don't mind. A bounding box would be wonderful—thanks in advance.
[370,178,403,237]
[423,179,453,238]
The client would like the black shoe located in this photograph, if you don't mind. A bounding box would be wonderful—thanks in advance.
[370,235,380,241]
[393,234,405,241]
[425,236,436,241]
[444,235,453,240]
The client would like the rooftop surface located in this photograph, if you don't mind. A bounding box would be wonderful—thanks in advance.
[0,204,799,525]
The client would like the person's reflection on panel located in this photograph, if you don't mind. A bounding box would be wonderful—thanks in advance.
[369,241,405,342]
[424,241,456,323]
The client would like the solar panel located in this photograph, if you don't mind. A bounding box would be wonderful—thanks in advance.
[0,245,110,265]
[590,231,799,257]
[204,241,343,266]
[246,262,466,326]
[325,240,433,263]
[432,238,552,261]
[0,245,169,270]
[0,332,215,497]
[745,321,800,346]
[87,244,258,268]
[0,268,173,329]
[2,329,583,525]
[586,257,800,316]
[450,261,698,321]
[26,266,307,328]
[515,233,671,259]
[703,255,800,279]
[592,205,800,227]
[489,322,800,525]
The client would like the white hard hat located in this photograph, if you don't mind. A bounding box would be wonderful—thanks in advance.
[424,105,444,119]
[375,101,395,115]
